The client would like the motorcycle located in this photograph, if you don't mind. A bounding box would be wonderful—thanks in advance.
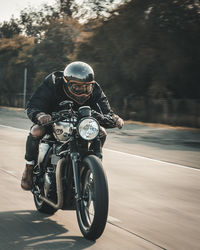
[32,100,110,240]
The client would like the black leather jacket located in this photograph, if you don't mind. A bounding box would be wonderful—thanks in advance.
[26,71,117,128]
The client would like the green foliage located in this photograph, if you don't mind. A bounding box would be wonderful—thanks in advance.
[0,0,199,122]
[30,17,83,89]
[76,0,200,108]
[0,19,21,38]
[18,4,60,41]
[0,35,34,98]
[59,0,74,17]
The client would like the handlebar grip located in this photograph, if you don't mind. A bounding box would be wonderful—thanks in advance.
[37,120,56,127]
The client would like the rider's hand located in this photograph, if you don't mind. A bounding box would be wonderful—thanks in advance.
[36,112,52,125]
[113,115,124,129]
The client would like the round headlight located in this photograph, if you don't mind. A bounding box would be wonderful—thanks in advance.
[78,118,99,140]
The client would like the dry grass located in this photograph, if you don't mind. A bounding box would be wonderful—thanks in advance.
[124,120,200,131]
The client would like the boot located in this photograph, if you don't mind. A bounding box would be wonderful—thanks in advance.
[21,164,33,191]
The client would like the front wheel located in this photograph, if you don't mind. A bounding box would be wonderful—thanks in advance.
[76,155,109,240]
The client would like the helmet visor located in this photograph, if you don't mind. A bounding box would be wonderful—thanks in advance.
[69,81,94,96]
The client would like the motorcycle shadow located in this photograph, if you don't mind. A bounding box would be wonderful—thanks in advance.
[0,210,95,249]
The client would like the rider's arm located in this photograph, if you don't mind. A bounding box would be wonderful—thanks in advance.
[26,75,55,123]
[91,83,124,129]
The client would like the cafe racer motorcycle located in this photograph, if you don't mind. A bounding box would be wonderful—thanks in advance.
[32,100,113,240]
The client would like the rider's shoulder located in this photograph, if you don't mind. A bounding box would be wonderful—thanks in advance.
[44,71,64,85]
[93,81,101,91]
[93,82,103,93]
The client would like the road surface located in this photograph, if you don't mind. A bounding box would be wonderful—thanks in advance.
[0,107,200,250]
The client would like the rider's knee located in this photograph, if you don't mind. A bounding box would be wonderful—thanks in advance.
[100,126,107,138]
[30,125,46,138]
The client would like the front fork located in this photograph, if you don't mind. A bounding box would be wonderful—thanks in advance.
[71,151,81,202]
[70,136,102,202]
[70,139,82,202]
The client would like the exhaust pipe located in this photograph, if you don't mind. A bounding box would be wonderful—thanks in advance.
[39,157,65,209]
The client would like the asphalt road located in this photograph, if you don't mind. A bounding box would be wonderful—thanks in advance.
[0,107,200,250]
[0,106,200,169]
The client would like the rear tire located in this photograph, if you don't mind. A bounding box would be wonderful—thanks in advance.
[33,186,57,215]
[33,166,57,215]
[76,155,109,240]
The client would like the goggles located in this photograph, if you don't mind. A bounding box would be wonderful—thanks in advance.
[66,79,95,96]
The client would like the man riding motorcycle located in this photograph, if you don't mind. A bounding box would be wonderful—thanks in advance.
[21,61,124,190]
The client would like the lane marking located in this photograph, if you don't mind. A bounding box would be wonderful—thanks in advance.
[0,165,122,238]
[107,220,167,250]
[107,215,121,223]
[0,168,18,178]
[0,124,29,132]
[1,124,199,171]
[104,148,200,171]
[0,124,185,249]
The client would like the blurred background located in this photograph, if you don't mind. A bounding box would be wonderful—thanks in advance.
[0,0,200,127]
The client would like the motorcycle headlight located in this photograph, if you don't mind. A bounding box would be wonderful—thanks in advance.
[78,118,99,140]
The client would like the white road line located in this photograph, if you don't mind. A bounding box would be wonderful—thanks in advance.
[1,124,199,172]
[104,148,200,171]
[0,165,122,226]
[1,123,199,242]
[107,216,121,223]
[0,168,17,178]
[0,124,29,132]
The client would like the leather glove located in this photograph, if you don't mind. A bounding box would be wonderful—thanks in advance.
[113,114,124,129]
[36,112,52,125]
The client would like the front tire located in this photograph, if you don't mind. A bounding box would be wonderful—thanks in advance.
[76,155,109,240]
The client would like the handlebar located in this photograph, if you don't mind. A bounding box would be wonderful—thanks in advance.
[39,110,78,127]
[39,118,59,127]
[37,107,115,128]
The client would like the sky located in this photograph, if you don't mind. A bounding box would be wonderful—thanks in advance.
[0,0,124,24]
[0,0,57,23]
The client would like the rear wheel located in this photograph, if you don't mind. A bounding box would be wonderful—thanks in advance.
[33,185,57,215]
[76,155,109,240]
[33,165,57,215]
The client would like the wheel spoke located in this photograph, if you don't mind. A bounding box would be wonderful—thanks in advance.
[84,185,94,225]
[79,168,96,227]
[85,206,92,224]
[76,158,108,240]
